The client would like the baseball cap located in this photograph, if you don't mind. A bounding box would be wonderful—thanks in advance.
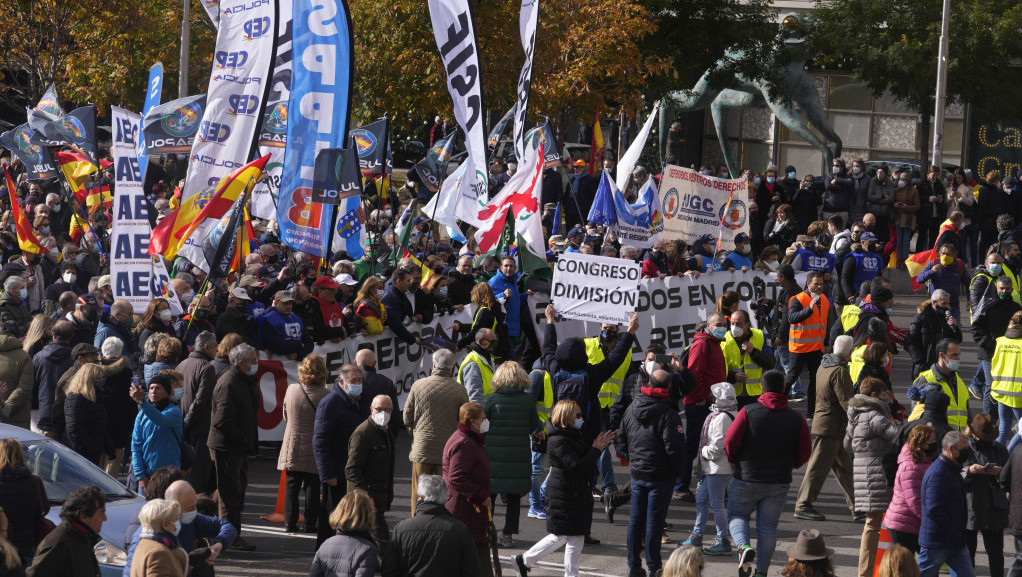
[334,273,358,286]
[229,287,252,301]
[734,232,751,244]
[548,235,567,248]
[696,234,715,246]
[567,225,585,239]
[71,343,100,359]
[573,159,586,167]
[273,290,294,303]
[237,275,261,288]
[258,265,279,279]
[313,275,340,289]
[859,232,878,242]
[97,275,111,288]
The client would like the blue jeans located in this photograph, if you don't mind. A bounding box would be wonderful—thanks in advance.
[998,402,1022,451]
[627,478,674,573]
[727,479,789,574]
[980,360,995,416]
[919,545,976,577]
[693,474,731,541]
[776,347,803,395]
[596,410,617,493]
[529,449,547,509]
[897,226,913,261]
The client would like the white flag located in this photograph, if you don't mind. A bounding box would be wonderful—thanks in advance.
[616,100,661,192]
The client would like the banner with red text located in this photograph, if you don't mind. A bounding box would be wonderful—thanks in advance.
[659,165,749,250]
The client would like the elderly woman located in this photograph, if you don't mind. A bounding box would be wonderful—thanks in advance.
[278,354,331,534]
[309,490,379,577]
[64,364,110,465]
[845,377,900,577]
[129,374,183,496]
[511,400,614,577]
[130,499,187,577]
[0,439,47,564]
[443,402,494,577]
[484,362,540,547]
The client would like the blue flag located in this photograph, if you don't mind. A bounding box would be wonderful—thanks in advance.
[139,62,164,183]
[587,170,618,227]
[552,201,562,237]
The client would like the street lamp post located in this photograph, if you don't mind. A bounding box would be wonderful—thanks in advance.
[931,0,950,169]
[179,0,190,98]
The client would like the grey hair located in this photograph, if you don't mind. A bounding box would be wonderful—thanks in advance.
[194,331,216,353]
[931,289,950,303]
[176,272,195,286]
[45,193,60,203]
[144,332,170,359]
[229,343,257,366]
[110,301,133,316]
[3,276,24,292]
[138,499,180,534]
[620,245,639,260]
[416,474,448,504]
[101,337,124,359]
[942,430,967,452]
[432,348,456,371]
[833,334,854,358]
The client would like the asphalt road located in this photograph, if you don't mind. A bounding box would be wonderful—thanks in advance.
[215,292,1012,577]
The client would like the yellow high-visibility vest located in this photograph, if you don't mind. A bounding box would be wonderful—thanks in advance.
[991,335,1022,409]
[841,305,861,333]
[584,337,630,409]
[721,329,765,396]
[533,371,554,422]
[908,368,969,431]
[457,350,494,396]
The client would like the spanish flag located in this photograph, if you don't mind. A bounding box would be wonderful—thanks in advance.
[148,155,269,260]
[905,218,958,290]
[54,150,98,205]
[588,108,604,177]
[3,168,45,254]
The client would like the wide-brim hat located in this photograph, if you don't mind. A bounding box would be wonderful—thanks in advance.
[787,529,834,561]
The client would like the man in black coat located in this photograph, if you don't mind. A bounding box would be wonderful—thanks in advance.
[381,268,422,346]
[618,370,686,577]
[33,320,74,437]
[564,161,597,232]
[906,290,964,380]
[383,475,477,577]
[346,395,394,540]
[179,330,219,495]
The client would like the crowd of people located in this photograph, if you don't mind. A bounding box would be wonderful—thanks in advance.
[0,144,1021,577]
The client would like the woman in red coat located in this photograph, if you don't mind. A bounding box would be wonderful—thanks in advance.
[443,402,493,577]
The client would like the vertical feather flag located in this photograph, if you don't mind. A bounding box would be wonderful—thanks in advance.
[588,109,604,177]
[3,168,44,254]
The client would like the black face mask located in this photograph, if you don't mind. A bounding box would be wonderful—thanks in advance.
[601,329,618,343]
[195,309,210,320]
[955,447,974,466]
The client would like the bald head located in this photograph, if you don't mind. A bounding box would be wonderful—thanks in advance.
[355,349,376,368]
[649,369,671,390]
[164,480,198,515]
[371,395,392,410]
[476,328,497,348]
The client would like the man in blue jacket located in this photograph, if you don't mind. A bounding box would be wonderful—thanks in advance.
[489,256,527,355]
[918,431,974,577]
[313,364,367,549]
[381,268,422,346]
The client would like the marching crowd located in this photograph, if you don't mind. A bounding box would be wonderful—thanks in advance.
[1,149,1022,577]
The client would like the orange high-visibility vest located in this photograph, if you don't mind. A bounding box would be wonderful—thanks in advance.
[788,291,829,353]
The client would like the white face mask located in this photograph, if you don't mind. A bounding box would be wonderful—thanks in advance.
[373,411,391,427]
[731,326,745,339]
[375,288,385,299]
[851,166,862,175]
[62,272,76,284]
[643,360,660,375]
[765,260,780,271]
[159,309,172,322]
[478,418,490,434]
[832,166,841,174]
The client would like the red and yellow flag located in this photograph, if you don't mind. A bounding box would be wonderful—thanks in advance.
[3,168,45,254]
[150,155,269,260]
[54,150,98,205]
[588,109,604,177]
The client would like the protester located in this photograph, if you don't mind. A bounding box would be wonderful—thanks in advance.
[345,395,394,541]
[781,530,836,577]
[678,311,728,501]
[443,402,494,577]
[906,289,963,379]
[908,339,969,431]
[0,439,47,564]
[918,431,975,577]
[0,328,31,432]
[129,373,182,495]
[177,330,217,494]
[308,490,379,577]
[784,271,834,418]
[32,320,74,437]
[960,413,1007,577]
[384,475,477,577]
[0,506,24,577]
[278,354,330,534]
[63,363,109,466]
[876,544,920,577]
[681,383,736,555]
[660,546,704,577]
[26,486,105,577]
[128,499,187,577]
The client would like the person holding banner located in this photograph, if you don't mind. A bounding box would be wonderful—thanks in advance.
[784,271,836,419]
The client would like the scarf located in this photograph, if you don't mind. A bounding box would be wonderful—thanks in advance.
[640,385,669,399]
[140,531,181,550]
[359,295,386,323]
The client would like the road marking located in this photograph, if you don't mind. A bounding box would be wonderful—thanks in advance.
[241,525,316,540]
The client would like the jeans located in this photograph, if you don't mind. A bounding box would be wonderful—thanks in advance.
[896,226,913,261]
[529,449,547,509]
[776,347,803,395]
[918,545,976,577]
[626,478,674,573]
[596,409,617,493]
[693,474,731,541]
[727,479,790,574]
[980,360,995,416]
[999,401,1022,451]
[784,350,823,417]
[676,403,710,492]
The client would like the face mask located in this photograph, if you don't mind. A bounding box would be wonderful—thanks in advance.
[882,356,890,368]
[643,361,660,375]
[731,326,745,339]
[877,171,885,179]
[245,363,258,377]
[438,287,448,298]
[49,248,59,259]
[851,166,862,175]
[18,288,27,301]
[955,447,973,466]
[181,511,197,525]
[170,521,181,536]
[946,359,960,372]
[40,226,50,235]
[885,307,894,316]
[373,411,391,427]
[52,204,61,213]
[601,329,618,342]
[832,166,840,174]
[63,272,76,284]
[478,418,490,434]
[766,176,776,184]
[346,383,362,398]
[737,244,750,255]
[572,418,584,429]
[711,326,727,340]
[787,171,796,179]
[375,288,385,299]
[182,292,194,305]
[1001,292,1011,301]
[899,180,909,188]
[753,177,762,186]
[159,309,172,322]
[989,263,1002,276]
[195,309,209,320]
[75,253,84,265]
[171,388,184,402]
[940,255,954,266]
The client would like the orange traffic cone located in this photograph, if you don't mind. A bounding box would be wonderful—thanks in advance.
[259,471,304,525]
[872,515,893,577]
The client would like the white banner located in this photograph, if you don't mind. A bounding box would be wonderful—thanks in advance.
[551,252,641,324]
[255,308,473,441]
[512,0,539,162]
[110,107,181,315]
[250,0,292,220]
[427,0,488,227]
[177,0,274,269]
[659,165,749,250]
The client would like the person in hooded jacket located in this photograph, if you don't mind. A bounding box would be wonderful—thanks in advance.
[511,401,614,577]
[618,369,686,577]
[867,164,895,247]
[885,424,935,554]
[959,413,1008,577]
[845,378,901,577]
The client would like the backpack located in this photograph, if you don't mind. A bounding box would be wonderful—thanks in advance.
[553,370,593,420]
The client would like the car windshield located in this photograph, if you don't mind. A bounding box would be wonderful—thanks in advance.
[22,439,134,504]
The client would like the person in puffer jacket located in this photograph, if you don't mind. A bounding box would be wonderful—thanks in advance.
[681,382,736,556]
[884,424,936,554]
[845,378,900,577]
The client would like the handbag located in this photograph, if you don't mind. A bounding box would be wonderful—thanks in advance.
[991,483,1009,510]
[530,432,547,454]
[33,475,55,545]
